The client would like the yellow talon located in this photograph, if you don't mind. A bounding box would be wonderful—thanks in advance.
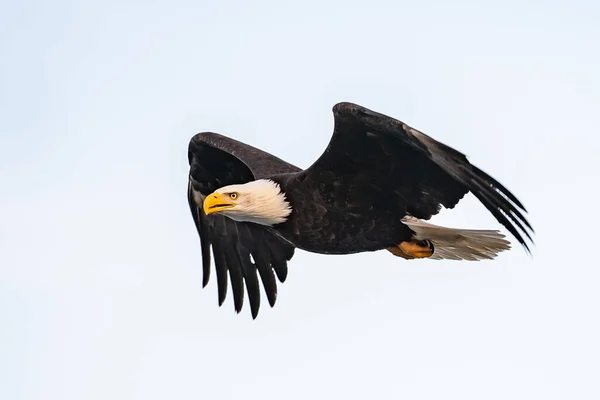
[386,239,434,259]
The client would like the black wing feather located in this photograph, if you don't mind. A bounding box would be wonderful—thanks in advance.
[236,244,262,318]
[251,231,278,307]
[211,236,229,306]
[224,244,245,313]
[187,181,212,287]
[266,238,290,283]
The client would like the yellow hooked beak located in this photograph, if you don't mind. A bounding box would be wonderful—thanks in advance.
[203,192,236,215]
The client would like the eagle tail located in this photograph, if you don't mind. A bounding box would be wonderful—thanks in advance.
[401,216,511,261]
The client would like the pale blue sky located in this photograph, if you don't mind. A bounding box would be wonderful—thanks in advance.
[1,1,599,399]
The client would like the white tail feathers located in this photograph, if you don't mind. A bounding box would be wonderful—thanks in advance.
[401,216,511,261]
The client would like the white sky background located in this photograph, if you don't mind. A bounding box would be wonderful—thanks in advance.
[1,0,599,399]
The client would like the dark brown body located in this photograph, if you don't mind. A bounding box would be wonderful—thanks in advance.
[271,174,413,254]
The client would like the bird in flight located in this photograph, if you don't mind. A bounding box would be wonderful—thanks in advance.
[187,102,534,318]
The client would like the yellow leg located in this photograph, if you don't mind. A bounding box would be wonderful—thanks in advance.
[386,239,434,259]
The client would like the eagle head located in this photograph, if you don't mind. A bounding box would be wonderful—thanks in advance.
[203,179,292,226]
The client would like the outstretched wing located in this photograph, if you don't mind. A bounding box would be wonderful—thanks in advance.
[299,102,534,252]
[188,132,301,318]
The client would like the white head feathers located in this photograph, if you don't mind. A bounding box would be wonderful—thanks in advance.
[214,179,292,226]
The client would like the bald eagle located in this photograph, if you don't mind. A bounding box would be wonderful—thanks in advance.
[187,102,533,318]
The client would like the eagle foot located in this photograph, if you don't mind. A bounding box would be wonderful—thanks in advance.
[386,239,434,259]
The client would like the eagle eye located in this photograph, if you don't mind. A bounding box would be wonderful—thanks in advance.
[229,192,238,200]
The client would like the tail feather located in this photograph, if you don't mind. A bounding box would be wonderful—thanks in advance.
[401,216,511,261]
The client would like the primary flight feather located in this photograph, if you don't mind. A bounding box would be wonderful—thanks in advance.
[187,102,534,318]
